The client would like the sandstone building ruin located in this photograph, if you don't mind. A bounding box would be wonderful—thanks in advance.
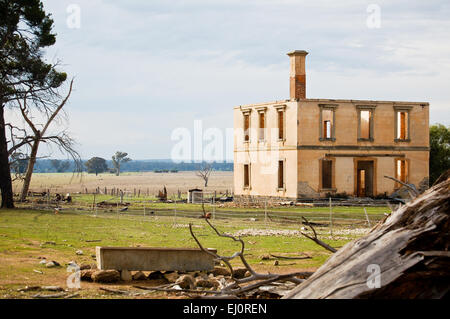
[233,50,429,201]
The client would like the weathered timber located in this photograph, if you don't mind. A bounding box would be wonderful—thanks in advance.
[284,175,450,299]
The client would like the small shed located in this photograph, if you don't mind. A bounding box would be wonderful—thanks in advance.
[187,188,202,203]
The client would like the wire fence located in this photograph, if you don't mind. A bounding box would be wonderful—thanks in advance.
[19,192,390,233]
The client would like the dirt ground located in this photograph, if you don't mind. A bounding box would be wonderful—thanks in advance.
[12,171,234,197]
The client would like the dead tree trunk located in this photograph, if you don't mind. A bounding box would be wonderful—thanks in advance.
[20,137,40,201]
[284,175,450,299]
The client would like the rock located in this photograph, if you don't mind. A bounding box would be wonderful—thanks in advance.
[211,267,231,277]
[187,271,199,277]
[195,277,220,289]
[80,263,96,270]
[41,286,63,291]
[147,271,165,280]
[120,270,132,281]
[194,271,208,278]
[163,271,179,283]
[175,275,195,289]
[91,270,120,283]
[280,201,294,206]
[132,271,147,281]
[75,250,83,255]
[17,286,40,292]
[45,261,60,268]
[80,269,95,281]
[233,268,249,279]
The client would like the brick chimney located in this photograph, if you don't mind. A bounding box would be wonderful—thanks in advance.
[287,50,308,100]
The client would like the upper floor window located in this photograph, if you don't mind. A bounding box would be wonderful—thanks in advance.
[256,107,267,142]
[394,106,412,142]
[259,112,265,140]
[319,104,337,141]
[397,111,408,139]
[275,104,286,141]
[357,105,376,141]
[243,113,250,142]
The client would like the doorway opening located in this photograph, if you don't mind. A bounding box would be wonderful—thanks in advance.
[357,161,374,197]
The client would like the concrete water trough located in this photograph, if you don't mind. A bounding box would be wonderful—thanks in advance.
[96,246,217,272]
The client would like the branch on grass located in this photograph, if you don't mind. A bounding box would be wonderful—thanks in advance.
[269,254,312,260]
[99,287,142,296]
[300,216,337,253]
[134,285,223,295]
[31,292,67,299]
[188,213,311,298]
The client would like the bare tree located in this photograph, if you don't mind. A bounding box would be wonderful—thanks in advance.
[7,79,81,201]
[196,163,213,187]
[111,151,131,176]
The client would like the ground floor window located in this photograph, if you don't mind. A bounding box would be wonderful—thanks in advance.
[396,159,408,186]
[278,160,284,189]
[244,164,250,188]
[321,159,332,189]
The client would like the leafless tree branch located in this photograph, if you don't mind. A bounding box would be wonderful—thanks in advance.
[300,216,337,253]
[384,175,420,198]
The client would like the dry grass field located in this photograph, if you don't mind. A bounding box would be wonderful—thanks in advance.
[12,171,234,197]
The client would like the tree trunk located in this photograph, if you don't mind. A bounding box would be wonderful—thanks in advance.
[0,105,14,208]
[284,175,450,299]
[19,138,40,201]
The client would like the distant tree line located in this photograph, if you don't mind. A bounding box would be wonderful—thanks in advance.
[31,159,233,173]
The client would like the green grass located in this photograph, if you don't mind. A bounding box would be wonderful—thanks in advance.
[0,207,376,298]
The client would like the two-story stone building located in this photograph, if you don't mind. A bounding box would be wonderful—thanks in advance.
[233,50,429,201]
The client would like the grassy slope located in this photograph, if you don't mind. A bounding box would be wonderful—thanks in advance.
[0,207,369,298]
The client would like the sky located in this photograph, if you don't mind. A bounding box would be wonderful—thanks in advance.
[11,0,450,160]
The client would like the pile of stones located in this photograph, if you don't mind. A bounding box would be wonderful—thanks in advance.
[80,265,250,290]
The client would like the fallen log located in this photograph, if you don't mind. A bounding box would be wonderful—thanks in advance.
[284,174,450,299]
[269,254,312,260]
[31,292,67,299]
